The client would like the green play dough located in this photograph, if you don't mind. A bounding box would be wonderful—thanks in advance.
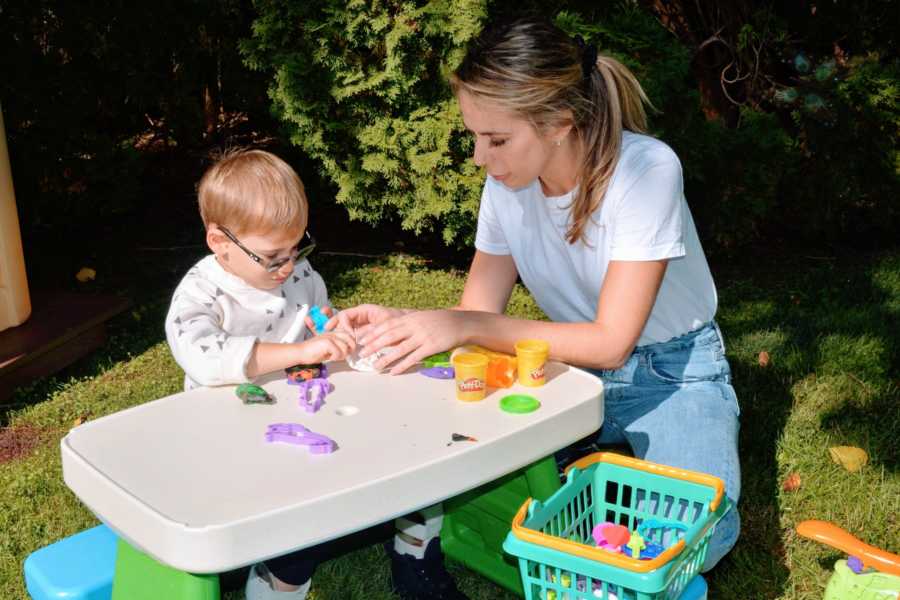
[500,394,540,414]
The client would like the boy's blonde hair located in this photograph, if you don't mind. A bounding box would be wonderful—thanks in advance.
[198,148,308,235]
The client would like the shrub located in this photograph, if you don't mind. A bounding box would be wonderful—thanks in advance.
[242,0,489,245]
[242,2,803,249]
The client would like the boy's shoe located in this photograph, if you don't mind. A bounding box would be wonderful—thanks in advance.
[385,538,468,600]
[245,563,312,600]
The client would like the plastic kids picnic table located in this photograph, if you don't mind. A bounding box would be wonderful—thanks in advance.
[61,360,603,599]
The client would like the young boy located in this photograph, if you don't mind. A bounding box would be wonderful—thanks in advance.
[165,148,355,599]
[165,148,466,600]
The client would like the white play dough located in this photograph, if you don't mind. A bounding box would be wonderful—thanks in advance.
[346,345,397,372]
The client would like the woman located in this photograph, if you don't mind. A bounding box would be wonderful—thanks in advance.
[337,17,740,569]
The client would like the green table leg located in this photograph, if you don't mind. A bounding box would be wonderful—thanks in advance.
[441,455,561,596]
[112,538,220,600]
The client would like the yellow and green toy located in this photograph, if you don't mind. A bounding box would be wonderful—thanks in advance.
[796,520,900,600]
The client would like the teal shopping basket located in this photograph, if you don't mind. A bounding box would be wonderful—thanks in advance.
[503,453,730,600]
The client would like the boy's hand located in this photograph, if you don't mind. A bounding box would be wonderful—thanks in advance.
[297,329,356,363]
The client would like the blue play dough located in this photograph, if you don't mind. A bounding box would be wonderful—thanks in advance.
[309,305,328,333]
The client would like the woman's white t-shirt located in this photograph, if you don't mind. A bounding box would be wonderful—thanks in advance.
[474,131,716,346]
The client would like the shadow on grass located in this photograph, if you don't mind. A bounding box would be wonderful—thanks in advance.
[708,248,899,599]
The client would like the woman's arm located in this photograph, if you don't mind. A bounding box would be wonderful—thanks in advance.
[461,259,666,368]
[346,251,518,371]
[359,257,666,374]
[456,250,519,312]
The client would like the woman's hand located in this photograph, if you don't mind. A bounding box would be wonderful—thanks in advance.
[358,309,469,375]
[327,304,405,338]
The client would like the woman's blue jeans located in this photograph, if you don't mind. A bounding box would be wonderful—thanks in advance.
[585,321,741,570]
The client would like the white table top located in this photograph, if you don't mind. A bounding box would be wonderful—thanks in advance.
[62,360,602,573]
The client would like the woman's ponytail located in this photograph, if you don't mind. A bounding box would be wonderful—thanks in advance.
[568,54,651,243]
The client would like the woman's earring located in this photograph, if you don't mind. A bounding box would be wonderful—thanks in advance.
[555,139,562,147]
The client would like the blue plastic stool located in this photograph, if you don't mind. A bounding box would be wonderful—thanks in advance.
[24,524,118,600]
[679,575,708,600]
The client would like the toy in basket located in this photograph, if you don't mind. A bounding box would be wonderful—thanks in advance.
[796,520,900,600]
[503,453,731,600]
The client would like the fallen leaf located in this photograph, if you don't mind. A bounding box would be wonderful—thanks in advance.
[782,472,801,492]
[828,446,868,473]
[75,267,96,282]
[758,351,771,367]
[72,413,91,427]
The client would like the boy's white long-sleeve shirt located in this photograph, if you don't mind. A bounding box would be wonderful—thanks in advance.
[165,254,329,390]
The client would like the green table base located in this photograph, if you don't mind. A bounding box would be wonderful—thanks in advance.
[441,455,561,596]
[112,539,220,600]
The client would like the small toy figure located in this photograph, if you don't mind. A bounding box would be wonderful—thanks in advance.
[622,541,665,560]
[623,517,686,559]
[286,362,328,383]
[626,531,645,559]
[236,383,275,404]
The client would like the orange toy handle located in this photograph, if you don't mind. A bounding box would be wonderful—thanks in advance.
[796,520,900,576]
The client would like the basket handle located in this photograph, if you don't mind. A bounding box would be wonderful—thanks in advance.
[511,498,686,574]
[796,520,900,576]
[564,452,726,512]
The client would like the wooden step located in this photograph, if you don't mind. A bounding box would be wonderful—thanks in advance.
[0,291,130,402]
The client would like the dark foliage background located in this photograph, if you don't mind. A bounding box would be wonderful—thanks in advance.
[1,0,897,266]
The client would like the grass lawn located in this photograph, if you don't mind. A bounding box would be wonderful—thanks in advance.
[1,245,898,600]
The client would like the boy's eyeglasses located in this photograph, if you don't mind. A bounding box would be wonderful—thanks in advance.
[218,226,316,273]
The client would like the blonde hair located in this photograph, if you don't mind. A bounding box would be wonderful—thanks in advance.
[198,148,308,235]
[452,18,652,244]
